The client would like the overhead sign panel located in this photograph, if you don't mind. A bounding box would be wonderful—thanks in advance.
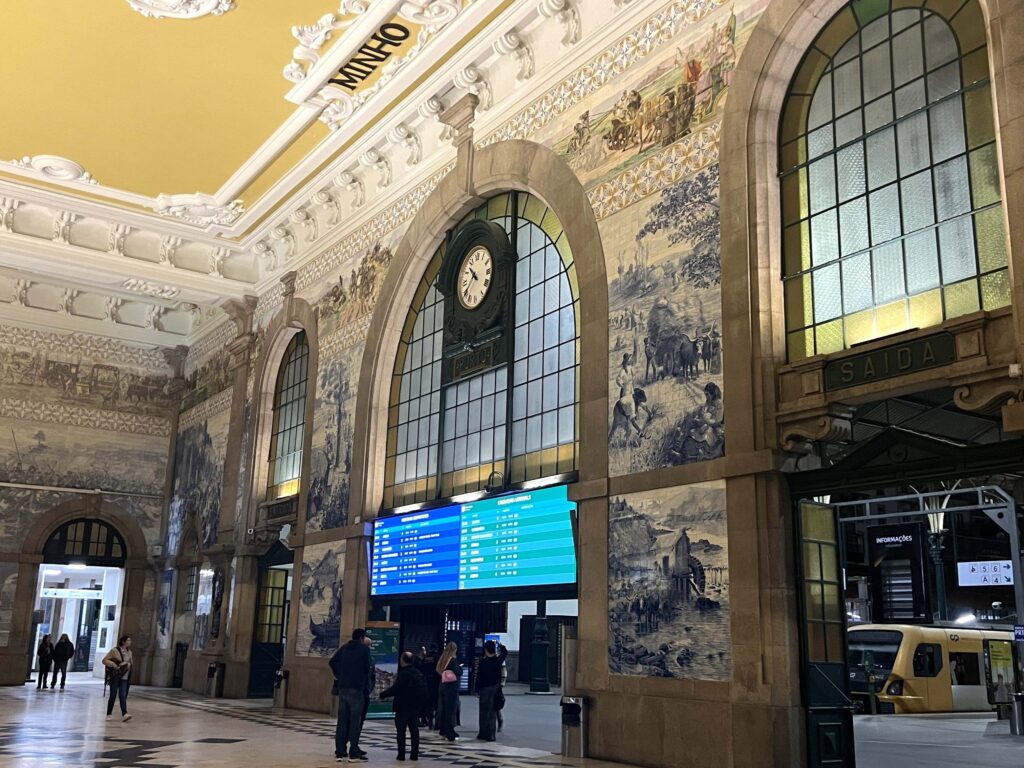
[957,560,1014,587]
[40,588,102,600]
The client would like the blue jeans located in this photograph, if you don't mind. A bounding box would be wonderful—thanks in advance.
[336,688,365,757]
[107,678,130,716]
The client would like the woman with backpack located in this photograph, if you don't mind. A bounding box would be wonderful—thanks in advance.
[435,642,462,742]
[102,635,134,721]
[36,634,54,690]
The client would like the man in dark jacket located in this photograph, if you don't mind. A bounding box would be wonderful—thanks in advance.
[380,651,427,761]
[475,641,507,741]
[50,634,75,690]
[329,628,373,762]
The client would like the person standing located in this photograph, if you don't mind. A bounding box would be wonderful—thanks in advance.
[102,635,133,721]
[329,628,373,763]
[361,632,374,727]
[379,651,427,761]
[36,634,54,690]
[418,644,439,729]
[50,634,75,690]
[497,649,508,733]
[475,641,507,742]
[435,642,462,742]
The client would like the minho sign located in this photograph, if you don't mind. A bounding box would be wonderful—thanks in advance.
[823,332,956,391]
[327,23,411,92]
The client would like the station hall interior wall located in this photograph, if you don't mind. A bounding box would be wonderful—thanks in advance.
[1,0,1023,766]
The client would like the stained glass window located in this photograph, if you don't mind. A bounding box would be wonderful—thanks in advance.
[780,0,1007,361]
[267,331,309,499]
[383,192,580,509]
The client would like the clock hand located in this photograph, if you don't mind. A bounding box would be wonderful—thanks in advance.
[468,267,479,281]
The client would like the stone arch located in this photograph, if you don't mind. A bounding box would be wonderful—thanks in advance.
[246,288,319,538]
[349,139,609,526]
[22,495,148,564]
[1,495,155,685]
[717,0,1018,454]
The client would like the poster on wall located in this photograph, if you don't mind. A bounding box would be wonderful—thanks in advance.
[608,481,731,681]
[156,570,174,650]
[295,541,346,657]
[367,622,400,719]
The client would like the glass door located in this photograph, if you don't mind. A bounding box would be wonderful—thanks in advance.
[797,500,856,768]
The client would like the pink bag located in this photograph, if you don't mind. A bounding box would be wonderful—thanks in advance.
[442,669,458,684]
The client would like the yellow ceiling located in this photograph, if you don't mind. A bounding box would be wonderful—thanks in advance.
[0,0,334,202]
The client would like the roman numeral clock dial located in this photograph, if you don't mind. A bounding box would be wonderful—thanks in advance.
[457,246,493,310]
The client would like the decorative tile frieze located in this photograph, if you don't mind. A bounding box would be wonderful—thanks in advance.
[185,319,236,373]
[0,397,171,437]
[481,0,727,148]
[0,324,171,373]
[178,386,233,431]
[588,120,721,219]
[320,315,372,360]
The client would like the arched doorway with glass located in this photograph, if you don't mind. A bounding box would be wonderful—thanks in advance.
[34,518,127,685]
[371,190,582,750]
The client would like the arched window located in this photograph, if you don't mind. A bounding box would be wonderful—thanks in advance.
[43,519,126,567]
[384,192,580,509]
[780,0,1006,360]
[267,331,309,500]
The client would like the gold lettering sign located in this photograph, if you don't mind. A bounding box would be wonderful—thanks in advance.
[823,333,956,391]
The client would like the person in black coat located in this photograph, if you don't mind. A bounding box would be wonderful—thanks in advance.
[329,629,373,762]
[50,634,75,690]
[417,644,440,729]
[36,635,53,690]
[475,641,507,741]
[380,652,428,761]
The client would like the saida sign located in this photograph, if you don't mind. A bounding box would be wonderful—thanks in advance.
[823,332,956,391]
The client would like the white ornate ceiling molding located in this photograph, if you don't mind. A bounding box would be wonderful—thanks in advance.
[493,31,535,82]
[10,155,99,185]
[126,0,236,20]
[155,193,244,226]
[453,66,492,110]
[386,124,422,166]
[538,0,581,47]
[122,278,181,300]
[284,2,373,84]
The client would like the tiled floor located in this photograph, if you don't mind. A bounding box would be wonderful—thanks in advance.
[0,675,628,768]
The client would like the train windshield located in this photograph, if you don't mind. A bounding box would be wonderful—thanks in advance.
[848,630,902,672]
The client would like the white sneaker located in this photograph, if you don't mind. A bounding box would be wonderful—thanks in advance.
[122,714,132,722]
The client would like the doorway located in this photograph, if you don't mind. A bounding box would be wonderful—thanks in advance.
[248,542,293,697]
[33,518,127,682]
[790,424,1024,768]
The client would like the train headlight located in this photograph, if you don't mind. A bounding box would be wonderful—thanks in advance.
[886,679,903,696]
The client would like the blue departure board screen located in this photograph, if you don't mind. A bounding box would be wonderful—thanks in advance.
[370,485,577,597]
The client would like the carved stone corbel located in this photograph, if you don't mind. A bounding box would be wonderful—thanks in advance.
[272,225,296,262]
[453,66,492,110]
[311,190,340,225]
[360,149,392,190]
[779,406,855,453]
[953,373,1024,416]
[336,171,365,208]
[538,0,581,47]
[493,31,534,81]
[387,123,422,166]
[290,208,318,242]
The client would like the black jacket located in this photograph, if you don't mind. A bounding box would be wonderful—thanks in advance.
[380,665,428,714]
[329,639,373,693]
[52,639,75,664]
[475,646,508,690]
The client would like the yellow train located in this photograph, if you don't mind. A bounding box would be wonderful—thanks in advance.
[848,624,1016,714]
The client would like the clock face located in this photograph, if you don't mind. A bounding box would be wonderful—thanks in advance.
[457,246,493,310]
